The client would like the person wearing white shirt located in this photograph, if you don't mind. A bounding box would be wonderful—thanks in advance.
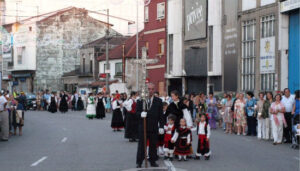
[195,114,211,160]
[124,92,138,142]
[281,88,295,143]
[0,91,8,141]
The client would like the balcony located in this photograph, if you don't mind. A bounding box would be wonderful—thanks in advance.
[74,65,93,77]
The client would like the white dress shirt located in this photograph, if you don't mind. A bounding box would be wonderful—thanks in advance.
[198,121,211,139]
[0,95,7,111]
[281,95,295,113]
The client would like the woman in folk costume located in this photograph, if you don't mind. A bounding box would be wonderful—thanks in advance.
[171,118,192,161]
[206,92,219,129]
[270,94,287,145]
[96,92,106,119]
[124,91,139,142]
[165,90,193,129]
[111,94,124,131]
[195,114,211,160]
[59,92,69,113]
[76,96,84,111]
[48,93,58,113]
[86,93,96,119]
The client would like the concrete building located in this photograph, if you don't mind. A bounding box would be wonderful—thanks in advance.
[1,7,117,93]
[279,0,300,93]
[237,0,285,94]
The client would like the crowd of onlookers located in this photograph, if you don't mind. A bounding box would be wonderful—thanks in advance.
[0,90,27,141]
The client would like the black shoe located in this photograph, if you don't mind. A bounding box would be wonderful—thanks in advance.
[194,156,200,160]
[184,158,188,161]
[205,156,210,160]
[129,139,134,142]
[178,158,182,162]
[164,156,169,160]
[1,139,8,142]
[150,162,159,167]
[169,157,173,161]
[136,164,142,168]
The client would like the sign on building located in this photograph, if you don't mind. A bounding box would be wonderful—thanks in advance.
[184,0,207,41]
[260,37,275,74]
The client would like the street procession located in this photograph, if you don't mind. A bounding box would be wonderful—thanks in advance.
[0,0,299,171]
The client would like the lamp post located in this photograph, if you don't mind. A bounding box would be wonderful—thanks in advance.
[105,9,110,94]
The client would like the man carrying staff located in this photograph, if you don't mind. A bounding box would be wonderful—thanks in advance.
[136,83,164,168]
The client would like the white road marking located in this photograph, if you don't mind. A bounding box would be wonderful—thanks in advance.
[61,137,68,143]
[30,156,48,167]
[164,160,176,171]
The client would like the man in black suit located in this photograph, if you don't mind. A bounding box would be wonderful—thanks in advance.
[136,83,164,168]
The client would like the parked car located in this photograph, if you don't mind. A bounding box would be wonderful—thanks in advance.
[26,93,37,110]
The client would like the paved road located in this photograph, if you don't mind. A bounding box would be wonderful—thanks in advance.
[0,111,299,171]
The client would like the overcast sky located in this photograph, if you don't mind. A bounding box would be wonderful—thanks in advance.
[4,0,145,35]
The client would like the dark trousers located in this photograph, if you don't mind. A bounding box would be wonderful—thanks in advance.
[247,116,256,135]
[284,112,292,142]
[136,129,158,165]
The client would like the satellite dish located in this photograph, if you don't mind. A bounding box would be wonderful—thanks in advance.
[144,0,151,6]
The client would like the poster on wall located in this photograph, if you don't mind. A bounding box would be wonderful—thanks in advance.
[260,37,275,74]
[184,0,207,41]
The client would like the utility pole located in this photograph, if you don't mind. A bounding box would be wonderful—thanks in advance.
[136,0,139,91]
[105,9,110,94]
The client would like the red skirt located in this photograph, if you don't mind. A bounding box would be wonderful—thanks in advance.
[174,138,192,155]
[164,134,172,148]
[197,134,210,155]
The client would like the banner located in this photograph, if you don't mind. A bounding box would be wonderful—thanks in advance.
[260,37,275,74]
[185,0,207,41]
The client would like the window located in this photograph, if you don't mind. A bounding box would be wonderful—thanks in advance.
[157,2,165,20]
[241,20,256,91]
[115,63,122,76]
[261,15,275,91]
[145,6,149,22]
[89,53,93,73]
[158,39,164,55]
[146,42,149,50]
[17,47,25,64]
[82,57,86,73]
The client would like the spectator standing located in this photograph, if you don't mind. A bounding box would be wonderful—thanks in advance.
[257,92,265,139]
[0,90,8,141]
[281,88,295,143]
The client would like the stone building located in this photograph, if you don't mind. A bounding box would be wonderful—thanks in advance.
[2,7,118,92]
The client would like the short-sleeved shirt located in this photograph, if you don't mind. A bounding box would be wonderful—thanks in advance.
[281,95,295,113]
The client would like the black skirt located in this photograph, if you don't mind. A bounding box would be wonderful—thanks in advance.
[111,108,124,129]
[77,98,84,111]
[124,111,139,139]
[48,101,57,113]
[96,100,105,119]
[59,98,68,113]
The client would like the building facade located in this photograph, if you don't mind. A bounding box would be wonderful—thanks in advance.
[143,0,167,95]
[2,7,115,93]
[237,0,284,94]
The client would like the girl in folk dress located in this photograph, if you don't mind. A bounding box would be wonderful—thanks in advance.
[86,93,96,119]
[171,118,192,161]
[163,115,176,160]
[234,93,247,135]
[111,94,124,131]
[270,94,287,145]
[195,114,211,160]
[96,93,106,119]
[224,94,233,134]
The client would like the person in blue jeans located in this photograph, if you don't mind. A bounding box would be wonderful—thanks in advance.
[292,90,300,127]
[246,91,257,136]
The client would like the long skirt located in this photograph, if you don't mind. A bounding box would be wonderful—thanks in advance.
[86,104,96,119]
[77,99,84,111]
[196,134,210,157]
[48,101,57,113]
[207,106,218,129]
[174,138,192,156]
[111,109,124,129]
[96,102,105,119]
[59,101,68,113]
[124,112,139,139]
[163,134,174,150]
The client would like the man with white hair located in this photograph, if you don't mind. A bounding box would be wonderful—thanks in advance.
[0,90,8,141]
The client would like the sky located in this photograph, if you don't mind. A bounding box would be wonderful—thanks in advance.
[3,0,145,35]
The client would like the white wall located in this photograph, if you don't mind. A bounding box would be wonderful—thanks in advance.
[242,0,256,11]
[99,59,122,81]
[208,0,222,76]
[278,12,289,90]
[168,0,183,77]
[261,0,276,6]
[13,23,37,71]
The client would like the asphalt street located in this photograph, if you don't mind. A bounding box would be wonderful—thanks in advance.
[0,110,299,171]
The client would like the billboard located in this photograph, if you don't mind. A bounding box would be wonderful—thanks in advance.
[260,37,275,74]
[185,0,207,41]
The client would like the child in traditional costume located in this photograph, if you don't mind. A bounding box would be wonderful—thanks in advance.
[163,114,176,160]
[172,118,192,161]
[158,102,169,156]
[195,114,211,160]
